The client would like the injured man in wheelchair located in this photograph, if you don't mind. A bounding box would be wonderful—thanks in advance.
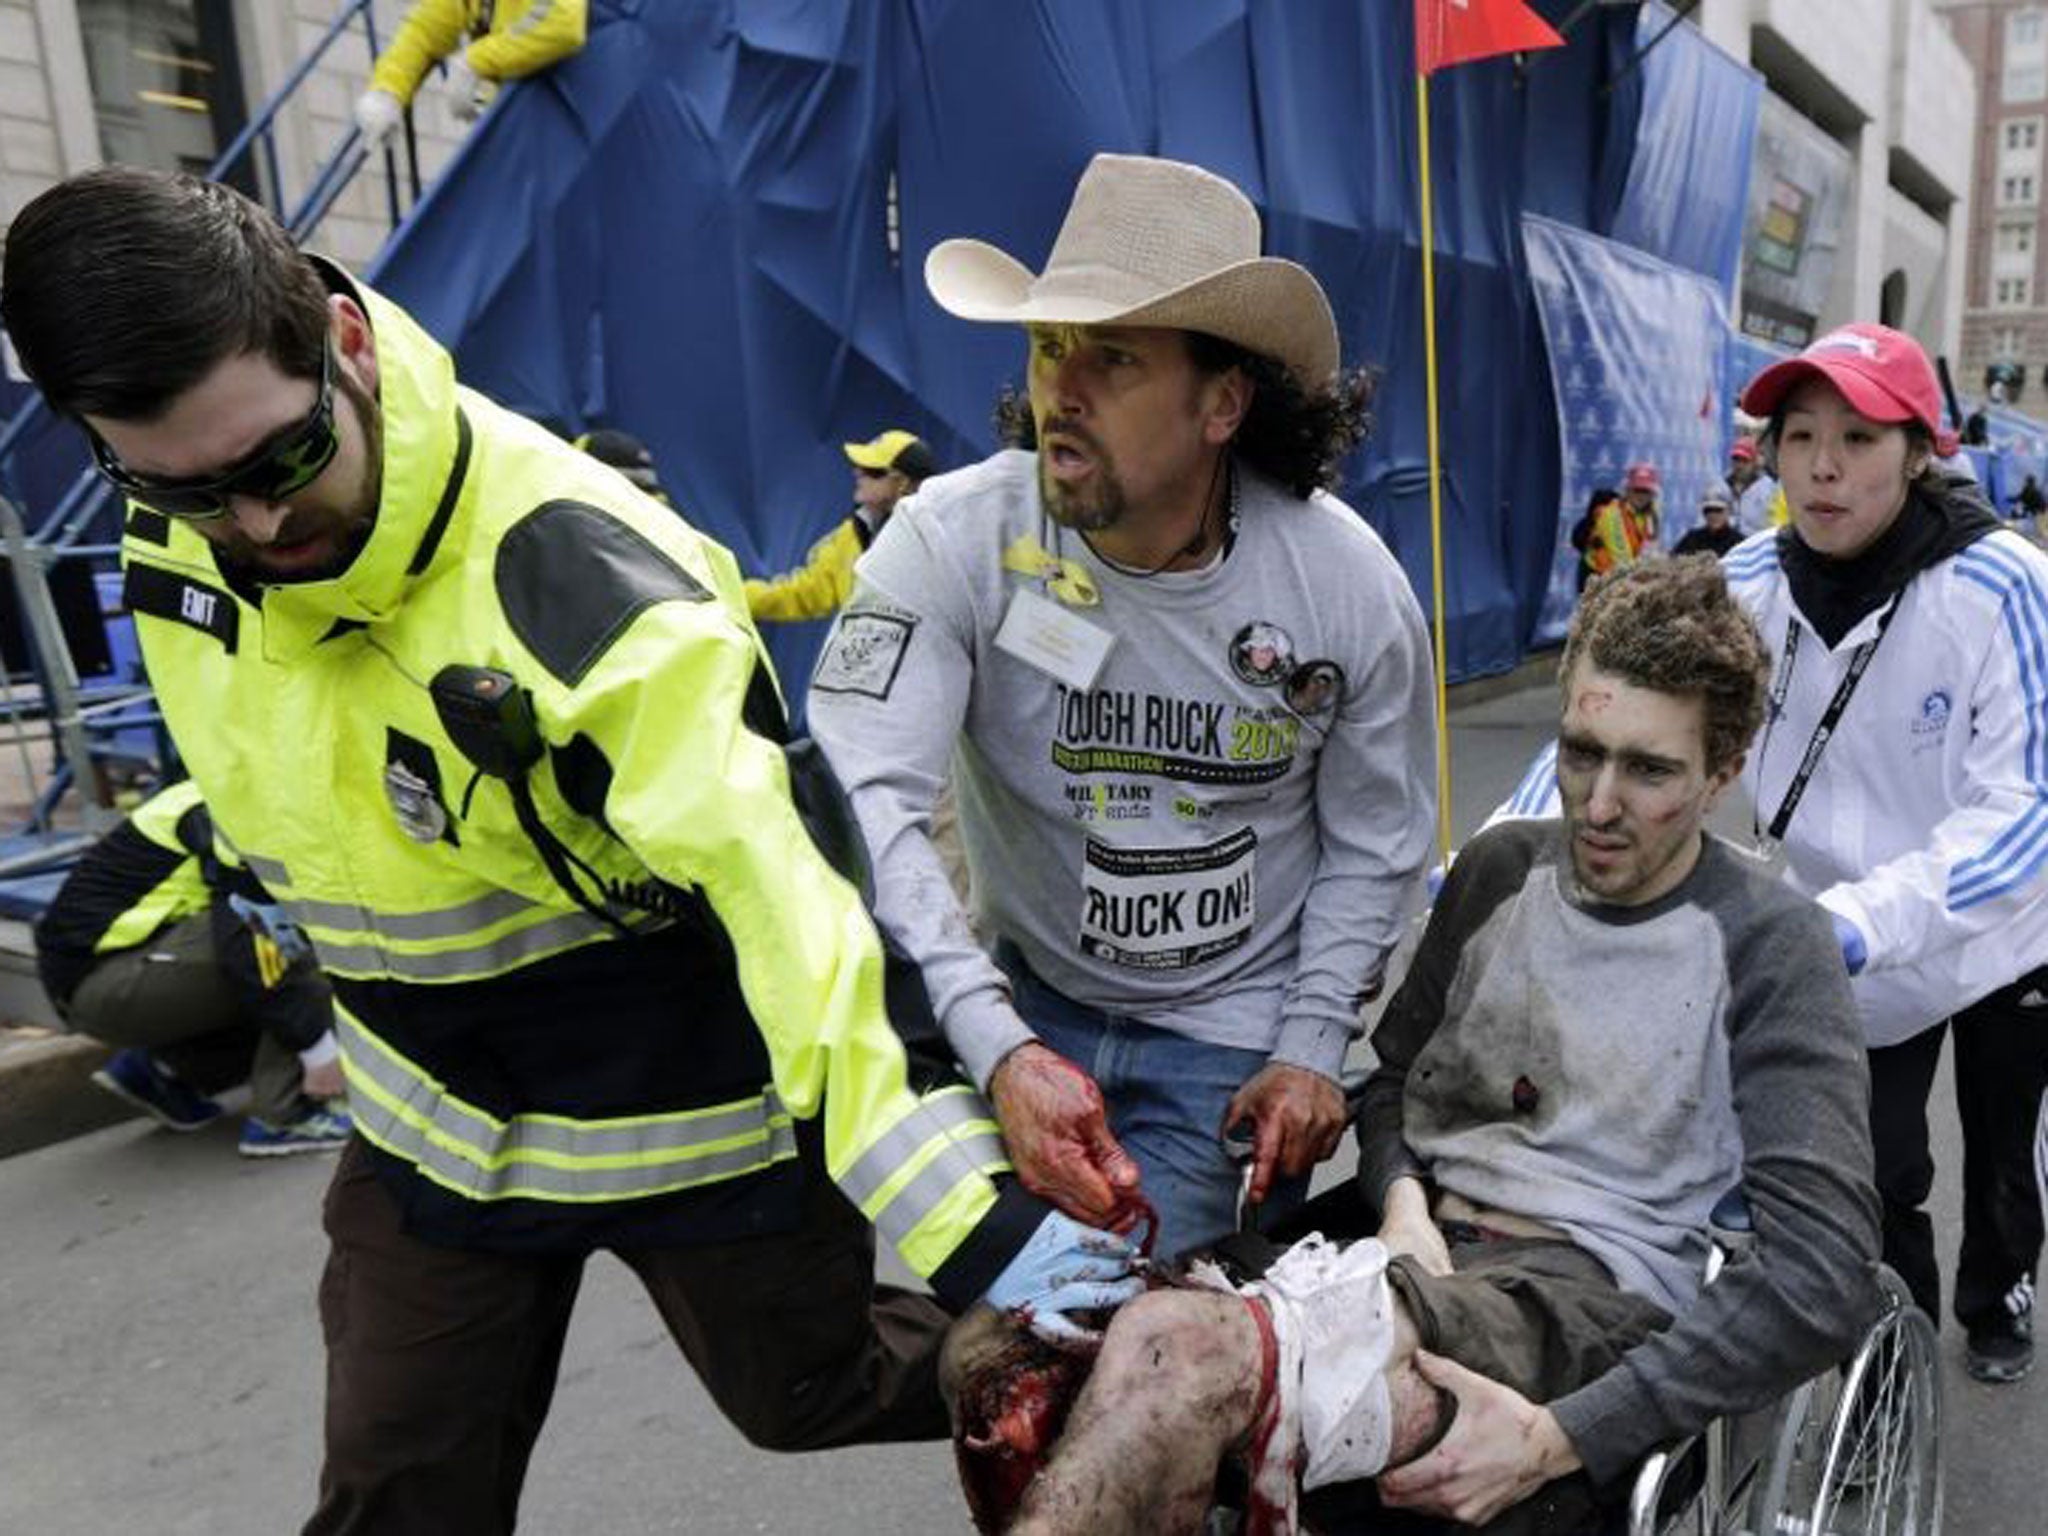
[945,556,1884,1536]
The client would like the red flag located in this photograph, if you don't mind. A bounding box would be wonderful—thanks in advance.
[1414,0,1565,75]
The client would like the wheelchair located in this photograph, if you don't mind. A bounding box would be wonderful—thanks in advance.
[1626,1199,1942,1536]
[1208,1183,1942,1536]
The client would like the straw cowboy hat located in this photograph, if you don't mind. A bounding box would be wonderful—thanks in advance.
[924,153,1340,388]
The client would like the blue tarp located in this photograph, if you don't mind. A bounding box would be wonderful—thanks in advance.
[0,1,1777,687]
[370,0,1671,688]
[1524,216,1729,642]
[1725,327,1791,416]
[1609,1,1762,298]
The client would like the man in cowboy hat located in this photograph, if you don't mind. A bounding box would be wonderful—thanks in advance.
[809,153,1438,1261]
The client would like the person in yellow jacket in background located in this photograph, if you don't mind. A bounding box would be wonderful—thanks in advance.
[1586,460,1660,576]
[34,779,351,1157]
[747,429,936,622]
[353,0,587,144]
[3,167,1139,1535]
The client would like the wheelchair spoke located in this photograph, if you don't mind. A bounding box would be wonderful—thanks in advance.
[1678,1268,1939,1536]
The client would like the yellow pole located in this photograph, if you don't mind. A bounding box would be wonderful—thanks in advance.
[1415,69,1455,859]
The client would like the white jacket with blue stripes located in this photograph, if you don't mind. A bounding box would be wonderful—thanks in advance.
[1491,523,2048,1047]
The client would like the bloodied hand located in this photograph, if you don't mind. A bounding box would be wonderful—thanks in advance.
[990,1042,1146,1230]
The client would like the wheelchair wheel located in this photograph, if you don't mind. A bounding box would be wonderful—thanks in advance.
[1751,1267,1942,1535]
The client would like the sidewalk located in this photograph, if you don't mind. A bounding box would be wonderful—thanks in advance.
[0,720,121,1155]
[0,656,1562,1160]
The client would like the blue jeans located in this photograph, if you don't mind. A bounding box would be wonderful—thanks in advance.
[999,946,1308,1260]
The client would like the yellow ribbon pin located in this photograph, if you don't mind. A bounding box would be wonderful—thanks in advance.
[1001,534,1099,608]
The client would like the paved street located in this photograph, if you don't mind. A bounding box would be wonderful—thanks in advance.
[0,678,2038,1532]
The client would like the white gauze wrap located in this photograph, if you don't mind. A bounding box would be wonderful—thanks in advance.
[1246,1234,1398,1490]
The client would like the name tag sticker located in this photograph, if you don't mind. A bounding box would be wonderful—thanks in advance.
[995,587,1115,691]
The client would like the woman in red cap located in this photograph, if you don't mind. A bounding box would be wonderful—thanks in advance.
[1723,322,2048,1384]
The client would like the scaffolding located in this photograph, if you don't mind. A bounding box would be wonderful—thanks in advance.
[0,0,421,879]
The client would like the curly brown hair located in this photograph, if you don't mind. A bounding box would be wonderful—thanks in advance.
[992,330,1375,498]
[1560,555,1772,773]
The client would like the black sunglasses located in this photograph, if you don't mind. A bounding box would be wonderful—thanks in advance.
[89,345,340,521]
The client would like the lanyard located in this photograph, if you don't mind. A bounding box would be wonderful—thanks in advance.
[1759,601,1898,845]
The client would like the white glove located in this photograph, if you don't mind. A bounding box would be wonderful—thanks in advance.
[353,88,403,146]
[444,52,485,121]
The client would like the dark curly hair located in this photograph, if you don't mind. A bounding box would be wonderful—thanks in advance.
[1560,555,1771,774]
[993,330,1375,498]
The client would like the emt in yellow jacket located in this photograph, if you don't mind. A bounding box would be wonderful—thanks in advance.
[34,779,350,1156]
[746,429,935,622]
[353,0,586,142]
[0,167,1137,1534]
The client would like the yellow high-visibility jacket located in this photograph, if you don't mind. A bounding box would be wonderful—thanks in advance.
[1586,498,1656,576]
[370,0,587,107]
[117,265,1032,1299]
[33,781,210,1010]
[744,515,870,623]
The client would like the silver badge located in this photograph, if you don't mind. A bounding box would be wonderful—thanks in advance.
[384,760,447,844]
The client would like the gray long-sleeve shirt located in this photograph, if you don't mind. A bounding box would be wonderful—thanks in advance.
[808,449,1437,1089]
[1357,821,1882,1485]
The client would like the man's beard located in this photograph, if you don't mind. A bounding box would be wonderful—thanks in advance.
[1037,431,1126,532]
[1040,467,1126,532]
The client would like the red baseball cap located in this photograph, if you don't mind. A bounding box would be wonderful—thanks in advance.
[1739,323,1945,440]
[1729,437,1758,463]
[1624,462,1660,492]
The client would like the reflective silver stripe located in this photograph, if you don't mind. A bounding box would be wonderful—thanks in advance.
[315,909,616,980]
[351,1090,798,1201]
[839,1088,998,1210]
[286,887,541,942]
[869,1130,1010,1250]
[345,1013,789,1160]
[339,1015,797,1201]
[243,854,291,887]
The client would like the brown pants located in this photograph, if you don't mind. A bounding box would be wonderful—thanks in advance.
[304,1139,954,1535]
[1300,1236,1671,1536]
[66,911,303,1121]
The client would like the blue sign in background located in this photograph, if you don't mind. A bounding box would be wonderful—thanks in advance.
[1524,215,1731,644]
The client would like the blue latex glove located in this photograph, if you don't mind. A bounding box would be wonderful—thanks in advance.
[1831,912,1868,976]
[984,1211,1143,1346]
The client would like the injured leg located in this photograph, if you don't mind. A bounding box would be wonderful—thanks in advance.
[952,1238,1451,1536]
[945,1304,1100,1532]
[988,1247,1449,1535]
[1008,1289,1263,1536]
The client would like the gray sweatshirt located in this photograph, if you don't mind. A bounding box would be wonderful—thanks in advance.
[808,449,1437,1089]
[1357,821,1883,1485]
